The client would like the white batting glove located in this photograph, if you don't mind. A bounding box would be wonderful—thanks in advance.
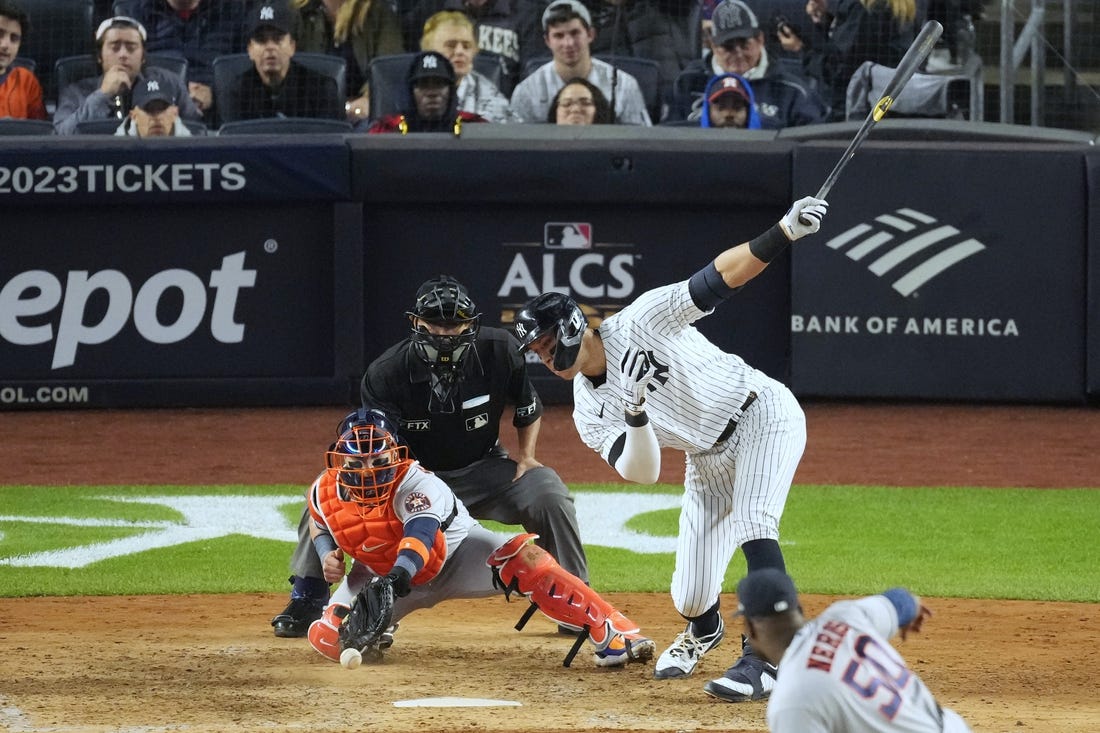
[619,347,653,412]
[779,196,829,240]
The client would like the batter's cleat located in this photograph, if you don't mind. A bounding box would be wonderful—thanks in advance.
[271,597,325,638]
[703,653,777,702]
[653,615,725,679]
[594,633,657,667]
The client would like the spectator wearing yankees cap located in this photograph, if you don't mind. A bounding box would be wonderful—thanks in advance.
[221,2,345,124]
[114,76,192,136]
[111,0,252,120]
[366,50,487,133]
[54,15,201,135]
[667,0,827,127]
[697,72,759,128]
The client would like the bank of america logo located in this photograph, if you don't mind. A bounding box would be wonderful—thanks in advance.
[824,208,985,296]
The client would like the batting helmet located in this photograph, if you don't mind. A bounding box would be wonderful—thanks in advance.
[513,292,588,371]
[326,409,409,512]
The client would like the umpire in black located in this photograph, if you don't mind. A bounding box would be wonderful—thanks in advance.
[272,275,588,637]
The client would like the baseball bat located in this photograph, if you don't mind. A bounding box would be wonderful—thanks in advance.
[799,20,944,223]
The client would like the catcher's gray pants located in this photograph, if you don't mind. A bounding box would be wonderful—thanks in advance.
[329,524,512,621]
[290,457,588,584]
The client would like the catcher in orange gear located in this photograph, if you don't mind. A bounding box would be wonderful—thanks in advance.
[305,407,655,668]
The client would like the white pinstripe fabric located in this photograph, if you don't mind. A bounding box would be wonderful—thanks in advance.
[672,386,805,616]
[571,280,806,617]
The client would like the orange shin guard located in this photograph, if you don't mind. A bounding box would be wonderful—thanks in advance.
[307,603,349,662]
[488,534,638,649]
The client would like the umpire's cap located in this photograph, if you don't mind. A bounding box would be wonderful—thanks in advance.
[407,275,478,324]
[734,568,801,618]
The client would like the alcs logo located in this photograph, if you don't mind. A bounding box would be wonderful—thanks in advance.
[0,251,257,369]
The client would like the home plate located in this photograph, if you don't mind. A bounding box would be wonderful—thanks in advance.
[393,697,522,708]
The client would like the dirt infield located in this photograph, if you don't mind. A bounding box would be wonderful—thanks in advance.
[1,402,1098,733]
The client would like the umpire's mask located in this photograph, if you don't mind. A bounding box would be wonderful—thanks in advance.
[406,275,481,413]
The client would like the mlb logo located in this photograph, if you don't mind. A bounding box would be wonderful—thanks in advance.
[544,223,592,249]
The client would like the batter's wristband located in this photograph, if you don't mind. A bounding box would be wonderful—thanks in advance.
[312,533,338,560]
[624,408,649,427]
[748,224,791,263]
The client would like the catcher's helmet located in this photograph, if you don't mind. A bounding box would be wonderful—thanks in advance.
[326,408,409,512]
[406,276,481,413]
[513,292,588,371]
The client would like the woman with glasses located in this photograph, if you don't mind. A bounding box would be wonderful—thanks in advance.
[546,76,611,124]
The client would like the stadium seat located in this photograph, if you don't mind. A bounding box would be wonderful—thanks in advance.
[845,60,974,121]
[14,0,95,111]
[212,52,347,126]
[366,53,417,121]
[54,53,190,104]
[0,118,55,135]
[73,118,209,135]
[215,117,353,135]
[594,54,661,123]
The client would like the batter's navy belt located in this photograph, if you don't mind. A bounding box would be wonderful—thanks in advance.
[715,391,758,445]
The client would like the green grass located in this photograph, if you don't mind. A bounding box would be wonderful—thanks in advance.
[1,483,1097,601]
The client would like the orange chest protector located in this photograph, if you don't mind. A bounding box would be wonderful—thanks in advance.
[312,471,448,584]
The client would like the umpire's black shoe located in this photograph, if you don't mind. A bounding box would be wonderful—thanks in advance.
[271,597,325,638]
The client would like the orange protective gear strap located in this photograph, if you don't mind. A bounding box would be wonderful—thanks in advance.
[488,537,638,647]
[397,537,430,565]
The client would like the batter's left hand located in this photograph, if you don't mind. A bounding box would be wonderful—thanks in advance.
[780,196,829,240]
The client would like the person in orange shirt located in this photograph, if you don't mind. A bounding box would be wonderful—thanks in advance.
[0,0,46,120]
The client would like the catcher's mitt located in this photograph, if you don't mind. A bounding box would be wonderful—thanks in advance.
[339,576,395,655]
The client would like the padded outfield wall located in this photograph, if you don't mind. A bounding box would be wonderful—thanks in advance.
[0,123,1097,408]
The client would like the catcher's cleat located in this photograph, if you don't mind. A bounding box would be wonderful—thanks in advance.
[703,653,777,702]
[594,633,656,668]
[653,615,725,679]
[378,623,399,650]
[272,597,325,638]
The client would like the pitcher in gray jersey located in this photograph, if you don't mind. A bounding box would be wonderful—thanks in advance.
[513,196,828,701]
[735,568,973,733]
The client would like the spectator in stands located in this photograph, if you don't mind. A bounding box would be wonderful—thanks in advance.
[114,0,251,120]
[697,72,759,128]
[54,16,201,135]
[421,10,513,122]
[667,0,827,127]
[367,50,486,132]
[509,0,650,125]
[287,1,403,126]
[516,0,696,111]
[783,0,918,121]
[114,75,191,135]
[404,0,522,91]
[546,76,611,124]
[0,0,46,120]
[223,2,344,123]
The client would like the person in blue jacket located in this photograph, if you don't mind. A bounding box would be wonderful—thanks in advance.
[699,72,760,128]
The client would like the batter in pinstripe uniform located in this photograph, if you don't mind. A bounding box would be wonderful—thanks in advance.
[513,196,829,702]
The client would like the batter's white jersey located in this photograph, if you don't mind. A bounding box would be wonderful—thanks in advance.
[768,596,972,733]
[571,280,807,616]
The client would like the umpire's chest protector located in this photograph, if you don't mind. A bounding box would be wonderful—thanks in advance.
[313,473,447,583]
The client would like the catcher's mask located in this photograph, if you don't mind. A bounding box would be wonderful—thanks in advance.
[327,411,409,512]
[406,275,481,412]
[513,292,588,371]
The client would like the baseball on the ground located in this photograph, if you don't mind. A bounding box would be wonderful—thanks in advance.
[340,648,362,669]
